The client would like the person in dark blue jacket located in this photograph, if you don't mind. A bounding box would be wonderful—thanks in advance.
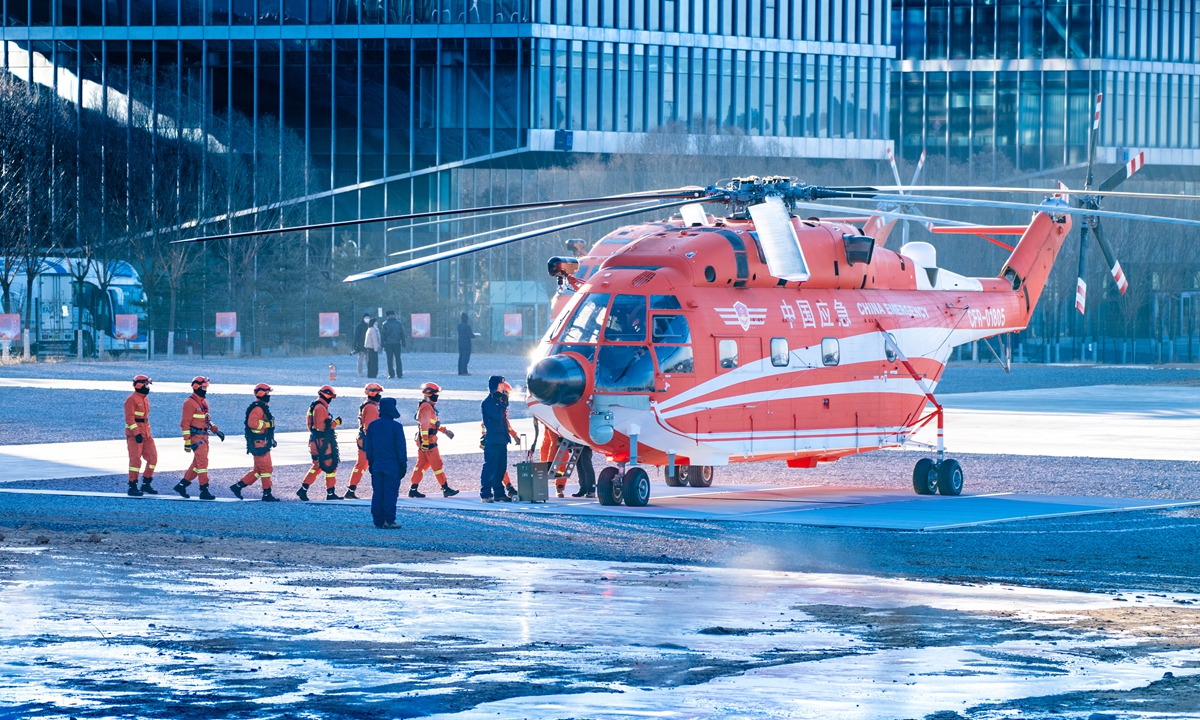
[480,375,518,502]
[364,396,408,528]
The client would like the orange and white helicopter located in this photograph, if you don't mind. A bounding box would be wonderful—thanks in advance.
[183,100,1200,507]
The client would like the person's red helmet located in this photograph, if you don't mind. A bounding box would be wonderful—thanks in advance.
[132,375,152,387]
[420,382,441,395]
[318,385,337,399]
[191,376,210,388]
[364,382,383,397]
[254,383,272,397]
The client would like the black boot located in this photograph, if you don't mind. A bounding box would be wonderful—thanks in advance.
[326,488,342,501]
[571,487,588,498]
[230,480,246,499]
[506,484,519,499]
[408,485,426,499]
[139,477,158,495]
[199,485,216,501]
[173,480,191,499]
[127,481,144,497]
[261,489,280,503]
[442,485,459,498]
[344,487,358,500]
[296,485,310,502]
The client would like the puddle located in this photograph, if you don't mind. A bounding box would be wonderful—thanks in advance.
[1,555,1198,718]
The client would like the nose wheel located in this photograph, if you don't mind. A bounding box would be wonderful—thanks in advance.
[912,458,963,496]
[598,466,652,507]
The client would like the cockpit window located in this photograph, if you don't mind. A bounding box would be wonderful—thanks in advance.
[595,345,655,392]
[552,344,596,362]
[651,315,691,344]
[560,293,610,344]
[650,295,682,309]
[605,294,647,342]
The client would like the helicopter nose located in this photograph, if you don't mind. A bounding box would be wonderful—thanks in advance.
[527,355,586,407]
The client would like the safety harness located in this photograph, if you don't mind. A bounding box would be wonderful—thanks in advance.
[357,398,379,450]
[307,398,340,468]
[243,400,276,457]
[415,399,441,450]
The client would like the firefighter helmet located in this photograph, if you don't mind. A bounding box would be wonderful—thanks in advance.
[318,385,337,399]
[254,383,272,398]
[420,382,441,395]
[132,375,152,387]
[364,382,383,397]
[191,376,210,388]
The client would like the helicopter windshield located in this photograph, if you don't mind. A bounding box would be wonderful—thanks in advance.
[605,294,647,342]
[560,293,610,344]
[594,345,655,392]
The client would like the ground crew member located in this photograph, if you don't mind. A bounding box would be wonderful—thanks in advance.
[364,396,407,528]
[346,382,384,499]
[539,425,570,498]
[230,383,279,502]
[175,376,223,500]
[123,375,158,497]
[409,382,460,498]
[479,376,519,502]
[299,385,343,501]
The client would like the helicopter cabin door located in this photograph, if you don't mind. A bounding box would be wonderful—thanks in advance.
[709,336,761,447]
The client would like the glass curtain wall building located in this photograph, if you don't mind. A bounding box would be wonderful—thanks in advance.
[891,0,1200,178]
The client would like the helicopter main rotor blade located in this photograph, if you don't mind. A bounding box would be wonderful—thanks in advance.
[836,192,1200,230]
[1090,220,1128,294]
[908,149,927,187]
[839,181,1195,202]
[885,146,904,188]
[1075,222,1090,314]
[1098,151,1148,192]
[791,201,972,228]
[1084,93,1103,191]
[173,188,711,244]
[343,198,701,283]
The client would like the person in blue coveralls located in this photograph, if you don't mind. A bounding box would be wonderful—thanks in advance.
[479,375,519,503]
[364,396,408,529]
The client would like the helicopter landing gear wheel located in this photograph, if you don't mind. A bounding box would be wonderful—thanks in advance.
[622,467,651,507]
[685,465,713,488]
[663,466,687,487]
[937,459,964,496]
[596,467,623,506]
[913,458,938,495]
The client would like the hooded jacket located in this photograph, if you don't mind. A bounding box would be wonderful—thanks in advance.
[364,397,408,475]
[481,375,511,445]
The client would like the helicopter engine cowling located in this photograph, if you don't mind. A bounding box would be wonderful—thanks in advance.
[527,354,587,407]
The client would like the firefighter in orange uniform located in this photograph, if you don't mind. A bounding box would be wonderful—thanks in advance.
[175,376,223,500]
[123,375,158,497]
[346,383,383,499]
[409,382,460,498]
[230,383,279,502]
[299,385,343,501]
[539,424,571,498]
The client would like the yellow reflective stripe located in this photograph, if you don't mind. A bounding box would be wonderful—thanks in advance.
[192,413,207,419]
[126,424,137,430]
[182,430,191,436]
[128,466,140,471]
[325,472,336,478]
[133,411,145,416]
[195,468,208,474]
[147,465,156,470]
[433,469,444,475]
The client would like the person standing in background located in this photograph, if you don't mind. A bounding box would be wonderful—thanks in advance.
[457,312,474,376]
[479,375,519,502]
[364,397,407,529]
[364,317,382,379]
[123,375,157,497]
[381,310,406,379]
[353,312,371,376]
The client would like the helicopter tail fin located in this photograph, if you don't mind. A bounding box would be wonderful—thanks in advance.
[999,211,1073,322]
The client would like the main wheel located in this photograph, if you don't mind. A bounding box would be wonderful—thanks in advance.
[937,459,964,496]
[596,467,623,506]
[685,465,714,488]
[913,458,938,495]
[663,466,687,487]
[623,467,651,507]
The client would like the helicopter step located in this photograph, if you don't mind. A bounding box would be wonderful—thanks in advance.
[912,457,964,496]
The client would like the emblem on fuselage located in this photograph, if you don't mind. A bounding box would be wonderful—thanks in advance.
[716,302,767,331]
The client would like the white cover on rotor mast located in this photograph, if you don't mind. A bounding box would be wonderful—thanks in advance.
[748,196,811,282]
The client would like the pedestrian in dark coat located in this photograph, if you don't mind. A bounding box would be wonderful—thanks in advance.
[381,310,406,379]
[364,396,408,528]
[457,312,474,375]
[479,375,518,502]
[353,313,371,376]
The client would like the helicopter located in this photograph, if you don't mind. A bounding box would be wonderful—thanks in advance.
[181,120,1200,508]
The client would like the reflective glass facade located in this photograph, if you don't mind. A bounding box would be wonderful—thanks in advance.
[892,0,1200,175]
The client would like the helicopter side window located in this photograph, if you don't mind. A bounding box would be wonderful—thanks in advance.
[770,338,790,367]
[651,315,691,344]
[655,345,694,374]
[718,339,739,369]
[595,345,655,392]
[605,294,647,342]
[821,337,840,366]
[650,294,682,309]
[560,293,611,344]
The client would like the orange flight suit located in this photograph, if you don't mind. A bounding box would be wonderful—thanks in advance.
[539,427,570,492]
[124,391,157,483]
[180,393,214,486]
[410,400,449,488]
[239,404,274,489]
[348,398,380,490]
[303,398,340,489]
